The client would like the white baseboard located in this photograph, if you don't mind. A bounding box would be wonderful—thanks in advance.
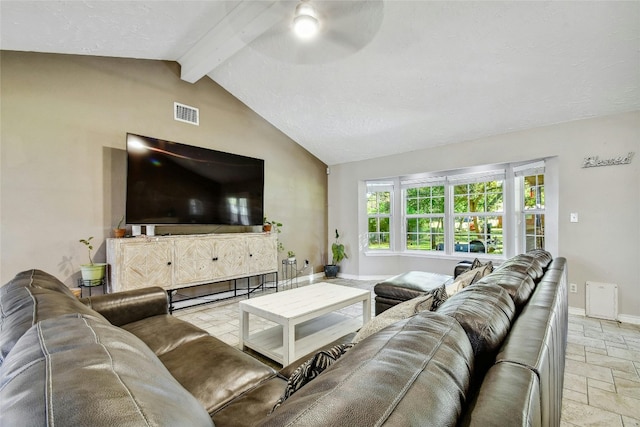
[335,273,391,281]
[569,306,586,316]
[569,306,640,325]
[617,314,640,325]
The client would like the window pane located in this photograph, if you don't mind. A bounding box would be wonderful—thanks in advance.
[524,175,544,210]
[432,196,444,214]
[368,217,378,233]
[379,233,390,249]
[453,215,503,255]
[406,196,418,214]
[406,233,418,249]
[379,217,390,232]
[454,195,468,213]
[407,218,417,233]
[379,192,391,214]
[367,193,378,214]
[525,213,544,250]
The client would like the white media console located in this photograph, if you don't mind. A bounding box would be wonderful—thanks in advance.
[106,232,278,310]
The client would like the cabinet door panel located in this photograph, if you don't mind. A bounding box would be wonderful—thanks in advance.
[121,242,173,290]
[215,237,247,278]
[247,236,277,274]
[174,239,213,284]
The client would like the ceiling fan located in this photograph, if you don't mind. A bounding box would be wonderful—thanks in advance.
[227,0,385,65]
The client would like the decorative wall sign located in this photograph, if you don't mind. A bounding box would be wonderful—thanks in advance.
[582,152,634,168]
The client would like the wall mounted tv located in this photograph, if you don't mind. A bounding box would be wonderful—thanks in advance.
[126,133,264,226]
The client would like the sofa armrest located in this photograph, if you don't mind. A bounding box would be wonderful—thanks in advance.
[80,287,169,326]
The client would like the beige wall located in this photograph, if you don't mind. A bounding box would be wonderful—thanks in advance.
[329,111,640,320]
[0,51,328,285]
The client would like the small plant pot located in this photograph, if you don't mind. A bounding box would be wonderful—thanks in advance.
[113,228,126,238]
[263,224,272,233]
[324,265,339,278]
[80,263,106,286]
[287,257,296,264]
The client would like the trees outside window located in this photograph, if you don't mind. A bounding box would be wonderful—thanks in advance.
[365,161,546,256]
[453,180,504,254]
[367,187,391,250]
[523,174,545,250]
[405,185,445,252]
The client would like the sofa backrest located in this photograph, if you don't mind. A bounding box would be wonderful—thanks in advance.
[0,314,214,427]
[259,311,475,426]
[466,257,568,427]
[0,270,107,366]
[436,282,516,379]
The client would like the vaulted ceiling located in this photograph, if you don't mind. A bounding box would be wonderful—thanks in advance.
[2,1,639,165]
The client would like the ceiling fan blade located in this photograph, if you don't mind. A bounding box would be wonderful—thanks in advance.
[233,0,384,64]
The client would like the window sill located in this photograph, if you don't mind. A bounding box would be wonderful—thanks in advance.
[364,250,506,263]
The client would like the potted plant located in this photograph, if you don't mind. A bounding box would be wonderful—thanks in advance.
[324,229,348,278]
[287,250,296,263]
[79,237,107,286]
[264,217,285,252]
[263,217,282,233]
[113,215,126,238]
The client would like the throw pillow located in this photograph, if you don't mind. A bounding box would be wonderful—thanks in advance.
[447,261,493,296]
[352,294,434,344]
[271,343,354,412]
[430,284,449,310]
[470,258,483,270]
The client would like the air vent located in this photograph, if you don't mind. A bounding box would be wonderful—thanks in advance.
[174,102,199,125]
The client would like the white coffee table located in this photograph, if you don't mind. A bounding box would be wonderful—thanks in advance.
[239,282,371,366]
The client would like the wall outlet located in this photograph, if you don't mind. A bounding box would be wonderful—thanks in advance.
[570,283,577,293]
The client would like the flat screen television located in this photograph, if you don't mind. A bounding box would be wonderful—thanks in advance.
[126,133,264,226]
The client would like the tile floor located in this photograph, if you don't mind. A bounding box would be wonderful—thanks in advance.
[173,279,640,427]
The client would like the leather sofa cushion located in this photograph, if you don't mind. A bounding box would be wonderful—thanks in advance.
[0,285,107,365]
[259,311,474,427]
[477,270,536,309]
[0,269,76,298]
[494,254,544,281]
[461,362,541,427]
[436,283,515,374]
[122,314,210,356]
[159,336,277,414]
[528,249,553,269]
[0,314,214,427]
[212,377,288,427]
[80,286,169,326]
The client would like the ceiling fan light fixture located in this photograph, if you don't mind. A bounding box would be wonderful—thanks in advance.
[293,2,320,39]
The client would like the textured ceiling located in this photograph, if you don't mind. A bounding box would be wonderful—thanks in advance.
[2,1,639,165]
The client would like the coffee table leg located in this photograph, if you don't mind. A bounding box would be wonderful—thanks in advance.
[283,320,295,366]
[363,296,372,324]
[240,308,249,351]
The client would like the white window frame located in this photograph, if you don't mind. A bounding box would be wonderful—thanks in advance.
[515,161,546,252]
[401,176,446,253]
[365,180,395,252]
[363,160,547,260]
[449,170,506,256]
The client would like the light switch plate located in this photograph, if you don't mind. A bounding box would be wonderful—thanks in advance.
[570,213,579,223]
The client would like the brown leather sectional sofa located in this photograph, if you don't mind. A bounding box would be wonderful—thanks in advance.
[0,250,567,426]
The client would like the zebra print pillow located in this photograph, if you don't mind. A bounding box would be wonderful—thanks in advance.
[271,343,354,412]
